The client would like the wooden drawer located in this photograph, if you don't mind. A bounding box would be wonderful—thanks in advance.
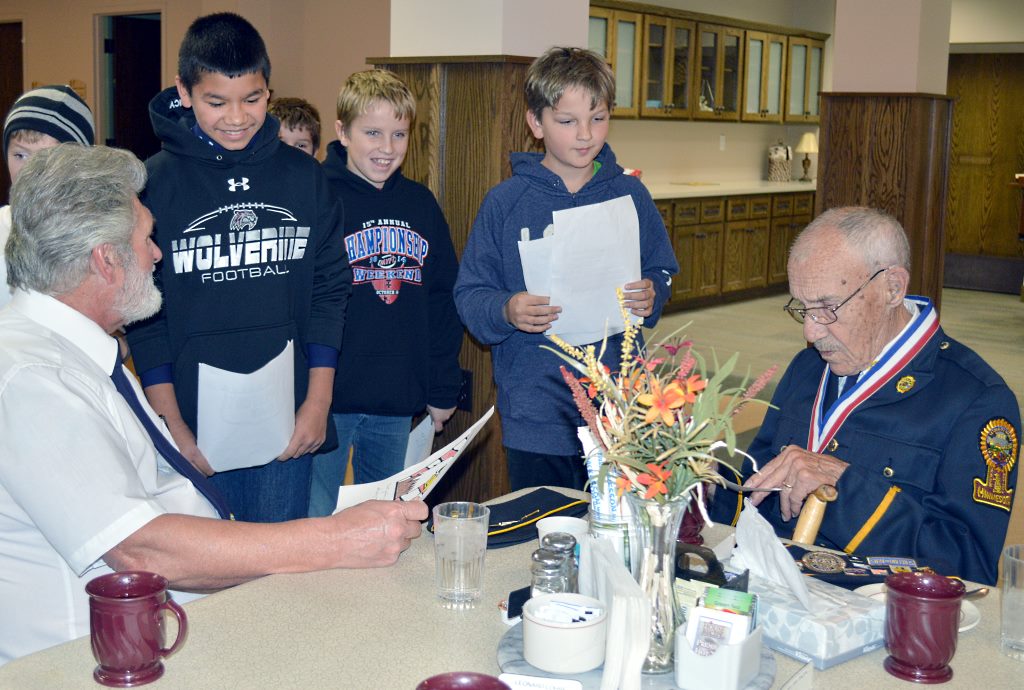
[772,194,794,217]
[726,197,750,220]
[673,200,700,226]
[793,193,814,215]
[656,201,673,229]
[750,195,772,219]
[700,198,725,223]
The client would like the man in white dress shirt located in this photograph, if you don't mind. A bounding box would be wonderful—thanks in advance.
[0,144,427,665]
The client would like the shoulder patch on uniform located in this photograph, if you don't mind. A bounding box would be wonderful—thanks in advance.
[973,418,1018,511]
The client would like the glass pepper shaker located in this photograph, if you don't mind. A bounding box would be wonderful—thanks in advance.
[530,547,567,596]
[542,532,578,593]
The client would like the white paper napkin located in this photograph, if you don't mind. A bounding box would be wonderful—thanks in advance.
[579,535,647,690]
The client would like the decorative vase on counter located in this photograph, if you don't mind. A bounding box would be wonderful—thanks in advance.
[624,491,692,674]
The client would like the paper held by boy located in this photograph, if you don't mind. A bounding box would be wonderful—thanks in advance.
[728,500,885,669]
[517,194,642,346]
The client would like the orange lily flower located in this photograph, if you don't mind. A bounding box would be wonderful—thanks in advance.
[636,462,671,499]
[680,374,707,403]
[637,378,686,425]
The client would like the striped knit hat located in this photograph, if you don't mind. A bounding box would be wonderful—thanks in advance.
[3,85,95,157]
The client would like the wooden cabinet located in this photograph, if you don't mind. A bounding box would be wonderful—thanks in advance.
[767,191,813,284]
[666,191,811,305]
[785,37,824,123]
[589,8,642,117]
[671,206,724,302]
[722,219,769,292]
[693,24,744,120]
[641,16,695,118]
[742,32,787,122]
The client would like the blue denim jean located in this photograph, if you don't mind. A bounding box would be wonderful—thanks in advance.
[209,453,312,523]
[307,413,412,517]
[505,447,588,492]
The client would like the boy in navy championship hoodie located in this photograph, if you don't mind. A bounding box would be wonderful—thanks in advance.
[126,13,351,522]
[308,70,461,517]
[454,47,678,491]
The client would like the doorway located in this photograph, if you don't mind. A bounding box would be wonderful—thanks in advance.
[99,13,162,161]
[944,52,1024,293]
[0,21,24,204]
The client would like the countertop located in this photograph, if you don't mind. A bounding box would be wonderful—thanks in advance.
[643,180,817,201]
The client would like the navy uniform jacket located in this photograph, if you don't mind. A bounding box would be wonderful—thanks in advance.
[710,326,1019,585]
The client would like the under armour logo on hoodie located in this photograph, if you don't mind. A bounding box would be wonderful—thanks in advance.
[228,178,250,192]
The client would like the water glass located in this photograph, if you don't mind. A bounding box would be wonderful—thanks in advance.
[1002,544,1024,661]
[433,501,489,609]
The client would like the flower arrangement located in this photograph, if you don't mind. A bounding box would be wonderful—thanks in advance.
[544,290,776,509]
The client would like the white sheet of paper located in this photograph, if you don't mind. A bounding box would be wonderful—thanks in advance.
[334,407,495,512]
[517,233,555,297]
[403,415,435,469]
[196,340,294,472]
[549,195,641,345]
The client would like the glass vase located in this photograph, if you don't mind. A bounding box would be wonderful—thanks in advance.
[624,491,692,674]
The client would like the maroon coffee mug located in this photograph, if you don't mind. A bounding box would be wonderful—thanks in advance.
[416,672,511,690]
[86,571,188,687]
[883,572,965,684]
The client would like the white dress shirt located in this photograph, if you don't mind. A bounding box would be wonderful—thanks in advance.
[0,206,12,310]
[0,290,217,665]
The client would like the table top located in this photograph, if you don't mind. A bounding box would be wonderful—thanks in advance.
[1,490,1019,688]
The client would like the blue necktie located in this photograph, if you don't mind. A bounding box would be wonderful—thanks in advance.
[822,371,841,411]
[109,350,233,519]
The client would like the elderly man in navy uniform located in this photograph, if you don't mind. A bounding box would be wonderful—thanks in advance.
[711,206,1019,585]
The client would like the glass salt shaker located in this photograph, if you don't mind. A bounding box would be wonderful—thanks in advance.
[542,532,578,593]
[530,547,567,596]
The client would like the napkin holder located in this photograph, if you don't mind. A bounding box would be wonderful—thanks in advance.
[746,573,885,669]
[675,625,763,690]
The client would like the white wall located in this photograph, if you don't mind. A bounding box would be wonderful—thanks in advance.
[950,0,1024,44]
[389,0,586,58]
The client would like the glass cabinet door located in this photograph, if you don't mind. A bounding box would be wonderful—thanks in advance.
[744,32,786,121]
[614,13,641,116]
[642,16,668,114]
[720,28,742,117]
[808,43,823,117]
[786,37,823,122]
[588,12,610,59]
[642,16,693,118]
[669,20,694,117]
[787,40,808,119]
[696,26,719,115]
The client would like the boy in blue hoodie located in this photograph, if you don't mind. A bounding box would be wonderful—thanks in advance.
[126,13,351,522]
[308,70,462,516]
[454,47,678,491]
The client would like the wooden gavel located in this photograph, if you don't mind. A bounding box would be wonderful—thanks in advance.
[791,484,838,545]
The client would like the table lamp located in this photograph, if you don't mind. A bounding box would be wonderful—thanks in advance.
[795,132,818,182]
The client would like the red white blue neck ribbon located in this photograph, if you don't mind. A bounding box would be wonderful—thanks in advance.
[807,296,938,453]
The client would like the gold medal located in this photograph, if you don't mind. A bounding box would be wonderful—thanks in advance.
[895,376,915,393]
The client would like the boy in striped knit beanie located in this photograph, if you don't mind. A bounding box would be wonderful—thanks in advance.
[2,84,95,308]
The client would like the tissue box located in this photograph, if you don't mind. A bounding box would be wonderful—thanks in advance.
[748,574,885,669]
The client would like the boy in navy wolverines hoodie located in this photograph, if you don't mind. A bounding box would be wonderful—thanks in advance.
[126,13,351,522]
[454,47,678,491]
[308,70,461,517]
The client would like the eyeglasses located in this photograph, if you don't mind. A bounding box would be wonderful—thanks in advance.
[783,267,887,325]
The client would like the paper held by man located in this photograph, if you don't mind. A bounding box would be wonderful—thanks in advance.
[333,407,495,512]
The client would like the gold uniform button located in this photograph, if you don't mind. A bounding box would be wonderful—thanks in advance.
[939,341,950,350]
[827,439,839,452]
[883,467,895,478]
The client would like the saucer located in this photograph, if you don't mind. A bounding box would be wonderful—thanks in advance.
[853,583,981,632]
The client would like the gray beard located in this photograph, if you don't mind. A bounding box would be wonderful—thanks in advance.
[115,259,162,326]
